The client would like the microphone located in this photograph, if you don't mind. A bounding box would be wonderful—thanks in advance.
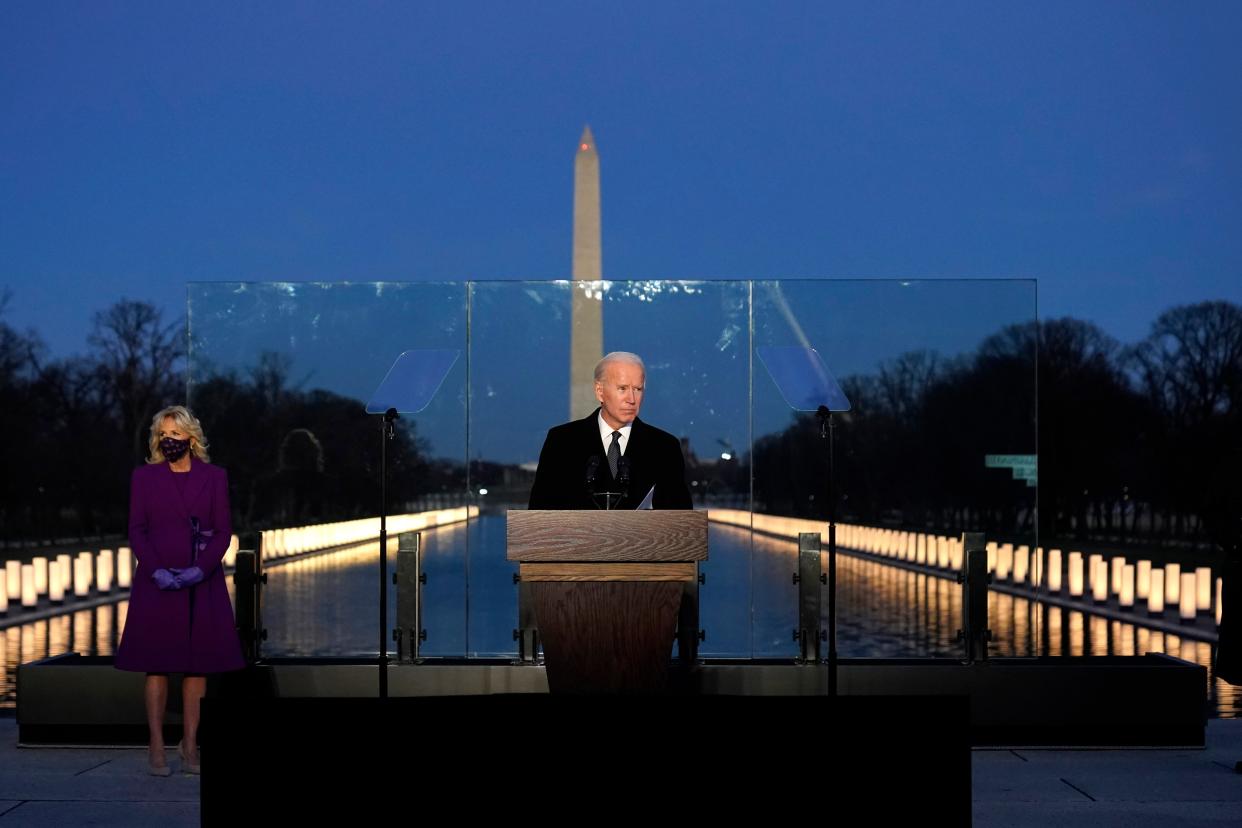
[617,456,631,494]
[585,456,600,491]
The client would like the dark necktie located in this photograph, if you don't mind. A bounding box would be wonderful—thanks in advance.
[607,430,621,479]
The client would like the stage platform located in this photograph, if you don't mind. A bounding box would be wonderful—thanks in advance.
[16,653,1206,748]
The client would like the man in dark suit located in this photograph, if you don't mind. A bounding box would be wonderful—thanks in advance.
[529,351,692,510]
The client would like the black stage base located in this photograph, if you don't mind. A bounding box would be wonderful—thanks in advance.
[17,653,1205,748]
[201,694,971,823]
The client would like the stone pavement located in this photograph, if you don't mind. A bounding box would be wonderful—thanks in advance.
[973,718,1242,826]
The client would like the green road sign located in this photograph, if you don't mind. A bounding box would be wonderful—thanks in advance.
[985,454,1037,485]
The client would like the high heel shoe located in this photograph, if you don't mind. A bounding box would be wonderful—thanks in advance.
[148,748,171,777]
[177,740,201,775]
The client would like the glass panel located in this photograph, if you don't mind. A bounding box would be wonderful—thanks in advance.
[186,282,468,656]
[602,281,752,657]
[469,280,752,656]
[752,279,1038,659]
[464,281,574,658]
[182,278,1038,664]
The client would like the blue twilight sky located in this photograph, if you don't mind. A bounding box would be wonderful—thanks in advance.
[2,2,1240,362]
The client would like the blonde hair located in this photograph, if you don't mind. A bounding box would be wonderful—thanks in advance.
[147,405,211,464]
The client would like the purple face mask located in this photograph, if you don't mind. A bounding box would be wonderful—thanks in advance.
[161,437,191,461]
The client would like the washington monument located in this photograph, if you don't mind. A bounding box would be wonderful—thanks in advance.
[570,125,604,419]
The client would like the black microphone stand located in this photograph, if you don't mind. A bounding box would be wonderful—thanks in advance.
[613,457,631,510]
[588,456,629,510]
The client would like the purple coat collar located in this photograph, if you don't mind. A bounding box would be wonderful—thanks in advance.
[162,459,209,519]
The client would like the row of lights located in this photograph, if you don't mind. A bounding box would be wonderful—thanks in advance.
[1,506,482,616]
[257,506,477,561]
[706,510,1224,625]
[0,538,240,615]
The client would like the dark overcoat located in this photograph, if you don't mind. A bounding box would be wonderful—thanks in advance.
[528,410,693,510]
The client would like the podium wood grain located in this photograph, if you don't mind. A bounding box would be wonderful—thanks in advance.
[533,581,683,693]
[520,562,696,582]
[507,510,706,562]
[507,510,708,693]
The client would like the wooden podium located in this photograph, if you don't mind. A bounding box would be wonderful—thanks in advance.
[507,510,708,693]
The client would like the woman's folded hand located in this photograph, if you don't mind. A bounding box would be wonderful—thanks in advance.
[169,566,205,588]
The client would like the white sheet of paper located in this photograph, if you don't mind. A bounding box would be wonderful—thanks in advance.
[636,485,655,510]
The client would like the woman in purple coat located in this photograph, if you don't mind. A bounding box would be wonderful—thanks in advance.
[115,405,245,776]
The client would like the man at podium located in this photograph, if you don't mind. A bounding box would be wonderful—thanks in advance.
[529,351,692,510]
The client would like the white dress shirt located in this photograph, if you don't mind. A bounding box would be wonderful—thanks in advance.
[597,412,632,458]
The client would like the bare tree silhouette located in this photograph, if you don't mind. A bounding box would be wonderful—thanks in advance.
[87,299,186,464]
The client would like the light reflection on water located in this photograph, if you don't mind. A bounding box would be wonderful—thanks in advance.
[2,517,1236,717]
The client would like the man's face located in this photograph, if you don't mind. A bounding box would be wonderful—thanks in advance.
[595,360,645,429]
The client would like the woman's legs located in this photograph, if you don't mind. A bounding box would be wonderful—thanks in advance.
[182,674,206,760]
[144,674,169,767]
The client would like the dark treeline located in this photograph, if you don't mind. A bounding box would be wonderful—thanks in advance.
[2,296,184,543]
[753,301,1242,553]
[0,294,438,545]
[3,293,1239,553]
[189,353,442,529]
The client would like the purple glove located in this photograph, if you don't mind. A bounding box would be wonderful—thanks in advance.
[151,569,179,590]
[171,566,204,587]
